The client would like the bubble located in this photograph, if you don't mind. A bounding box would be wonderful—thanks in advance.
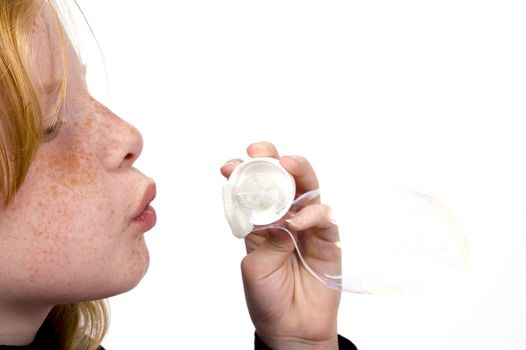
[336,186,470,294]
[223,159,470,295]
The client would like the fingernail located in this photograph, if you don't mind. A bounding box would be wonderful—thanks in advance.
[222,160,237,168]
[283,155,300,162]
[286,215,302,226]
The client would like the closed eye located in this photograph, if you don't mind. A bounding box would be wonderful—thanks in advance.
[43,119,64,142]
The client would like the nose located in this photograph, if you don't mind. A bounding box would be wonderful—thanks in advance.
[118,121,143,169]
[101,111,144,170]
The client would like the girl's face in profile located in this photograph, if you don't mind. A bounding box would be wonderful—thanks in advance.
[0,5,156,304]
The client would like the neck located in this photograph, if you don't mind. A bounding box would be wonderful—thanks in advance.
[0,302,52,346]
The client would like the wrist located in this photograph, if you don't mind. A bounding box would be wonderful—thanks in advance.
[256,333,339,350]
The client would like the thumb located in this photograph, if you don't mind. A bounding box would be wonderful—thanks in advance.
[241,229,296,280]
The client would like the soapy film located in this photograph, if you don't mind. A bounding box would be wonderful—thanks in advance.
[249,187,469,295]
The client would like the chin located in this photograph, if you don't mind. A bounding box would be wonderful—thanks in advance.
[96,246,151,299]
[121,248,150,293]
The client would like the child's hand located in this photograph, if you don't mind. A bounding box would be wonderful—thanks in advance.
[221,142,341,350]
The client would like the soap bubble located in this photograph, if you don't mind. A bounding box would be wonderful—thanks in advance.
[223,159,470,295]
[254,187,469,295]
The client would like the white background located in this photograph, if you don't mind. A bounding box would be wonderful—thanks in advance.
[69,1,526,349]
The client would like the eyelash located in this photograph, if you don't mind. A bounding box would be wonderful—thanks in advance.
[43,120,65,142]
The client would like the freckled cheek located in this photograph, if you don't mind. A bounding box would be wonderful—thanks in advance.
[20,235,77,285]
[19,188,121,283]
[36,194,120,250]
[20,205,122,287]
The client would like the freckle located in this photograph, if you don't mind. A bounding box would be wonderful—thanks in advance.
[29,271,37,283]
[85,117,94,130]
[32,228,45,237]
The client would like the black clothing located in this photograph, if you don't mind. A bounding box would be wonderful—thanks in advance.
[0,319,105,350]
[255,332,358,350]
[0,320,357,349]
[0,320,58,350]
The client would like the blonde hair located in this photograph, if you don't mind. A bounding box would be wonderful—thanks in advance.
[0,1,109,349]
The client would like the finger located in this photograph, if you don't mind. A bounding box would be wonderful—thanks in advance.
[246,141,280,159]
[241,229,295,280]
[244,230,268,255]
[279,155,319,194]
[286,204,336,231]
[220,158,243,178]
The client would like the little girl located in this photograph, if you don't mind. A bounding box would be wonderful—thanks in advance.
[0,1,356,349]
